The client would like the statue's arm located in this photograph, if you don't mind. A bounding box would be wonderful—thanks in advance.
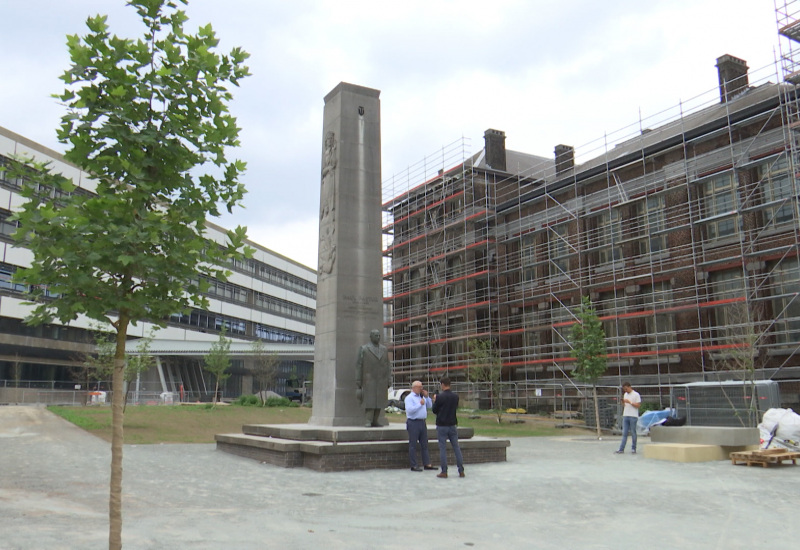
[355,346,364,387]
[382,351,391,384]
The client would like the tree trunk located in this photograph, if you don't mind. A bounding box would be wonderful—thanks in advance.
[593,385,602,439]
[109,315,129,550]
[494,385,503,424]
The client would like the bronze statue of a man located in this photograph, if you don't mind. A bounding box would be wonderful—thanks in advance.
[356,329,391,427]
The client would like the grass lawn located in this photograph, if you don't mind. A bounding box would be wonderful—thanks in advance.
[49,404,312,444]
[49,404,595,444]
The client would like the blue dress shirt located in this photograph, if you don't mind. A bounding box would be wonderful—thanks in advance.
[405,391,432,420]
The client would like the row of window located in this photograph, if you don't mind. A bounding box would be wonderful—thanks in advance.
[3,155,317,302]
[504,258,800,353]
[202,276,315,324]
[0,263,59,297]
[514,157,796,275]
[2,263,315,345]
[168,310,314,345]
[228,256,316,299]
[0,155,89,202]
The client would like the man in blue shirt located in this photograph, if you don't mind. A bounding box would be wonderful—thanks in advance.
[404,380,434,472]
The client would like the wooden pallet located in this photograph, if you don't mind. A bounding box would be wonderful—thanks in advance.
[729,448,800,467]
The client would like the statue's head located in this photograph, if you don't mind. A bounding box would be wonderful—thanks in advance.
[369,329,381,345]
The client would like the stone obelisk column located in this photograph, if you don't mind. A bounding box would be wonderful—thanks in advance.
[309,83,383,426]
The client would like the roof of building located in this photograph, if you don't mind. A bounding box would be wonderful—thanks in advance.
[496,81,789,212]
[576,82,784,174]
[469,148,555,179]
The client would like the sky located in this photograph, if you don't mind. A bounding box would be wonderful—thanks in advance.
[0,0,783,270]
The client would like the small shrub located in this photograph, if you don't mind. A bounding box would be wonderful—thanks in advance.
[639,402,659,414]
[235,394,260,406]
[264,397,299,408]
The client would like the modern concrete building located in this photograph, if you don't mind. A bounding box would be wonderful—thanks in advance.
[382,43,800,409]
[0,125,316,402]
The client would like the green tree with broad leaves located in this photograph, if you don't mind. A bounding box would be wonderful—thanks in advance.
[8,1,251,547]
[569,296,608,439]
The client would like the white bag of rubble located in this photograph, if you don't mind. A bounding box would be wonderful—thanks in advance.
[758,408,800,449]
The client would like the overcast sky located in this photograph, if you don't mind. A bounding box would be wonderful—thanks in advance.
[0,0,782,269]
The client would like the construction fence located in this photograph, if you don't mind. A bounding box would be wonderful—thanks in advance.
[0,380,223,406]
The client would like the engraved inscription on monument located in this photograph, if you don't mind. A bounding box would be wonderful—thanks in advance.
[341,294,380,316]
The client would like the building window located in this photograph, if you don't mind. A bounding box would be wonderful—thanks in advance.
[642,281,675,350]
[709,268,745,345]
[0,155,23,191]
[0,209,20,239]
[592,209,621,264]
[548,223,570,276]
[633,194,667,254]
[550,301,574,357]
[701,172,737,240]
[769,257,800,346]
[597,291,627,353]
[522,329,540,357]
[521,233,537,282]
[758,157,795,228]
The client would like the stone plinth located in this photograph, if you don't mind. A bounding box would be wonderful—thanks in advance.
[646,426,760,462]
[644,443,759,463]
[650,426,759,446]
[215,423,510,472]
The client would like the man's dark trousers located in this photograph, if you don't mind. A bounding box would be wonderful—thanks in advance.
[406,419,430,468]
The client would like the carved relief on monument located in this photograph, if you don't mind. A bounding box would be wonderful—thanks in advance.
[318,131,337,275]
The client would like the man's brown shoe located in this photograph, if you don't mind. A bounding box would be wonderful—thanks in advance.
[436,472,447,478]
[459,471,465,478]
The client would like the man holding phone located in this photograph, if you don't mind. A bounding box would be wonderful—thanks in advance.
[404,380,434,472]
[615,382,641,454]
[432,376,465,478]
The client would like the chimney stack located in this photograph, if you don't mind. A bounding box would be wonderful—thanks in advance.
[716,54,749,103]
[484,129,506,171]
[554,144,574,176]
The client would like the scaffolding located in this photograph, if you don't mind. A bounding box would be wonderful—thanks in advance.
[382,13,800,409]
[382,137,504,384]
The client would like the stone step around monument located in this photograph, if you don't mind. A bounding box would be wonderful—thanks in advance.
[215,432,509,472]
[240,422,474,442]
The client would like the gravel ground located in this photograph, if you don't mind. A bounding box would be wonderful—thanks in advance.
[1,405,799,550]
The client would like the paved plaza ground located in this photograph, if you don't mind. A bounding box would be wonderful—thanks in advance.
[1,405,798,549]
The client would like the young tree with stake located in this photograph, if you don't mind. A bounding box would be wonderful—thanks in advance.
[569,296,608,439]
[9,1,251,547]
[204,326,232,407]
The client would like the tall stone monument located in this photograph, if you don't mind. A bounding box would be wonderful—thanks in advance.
[216,83,509,469]
[309,82,383,426]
